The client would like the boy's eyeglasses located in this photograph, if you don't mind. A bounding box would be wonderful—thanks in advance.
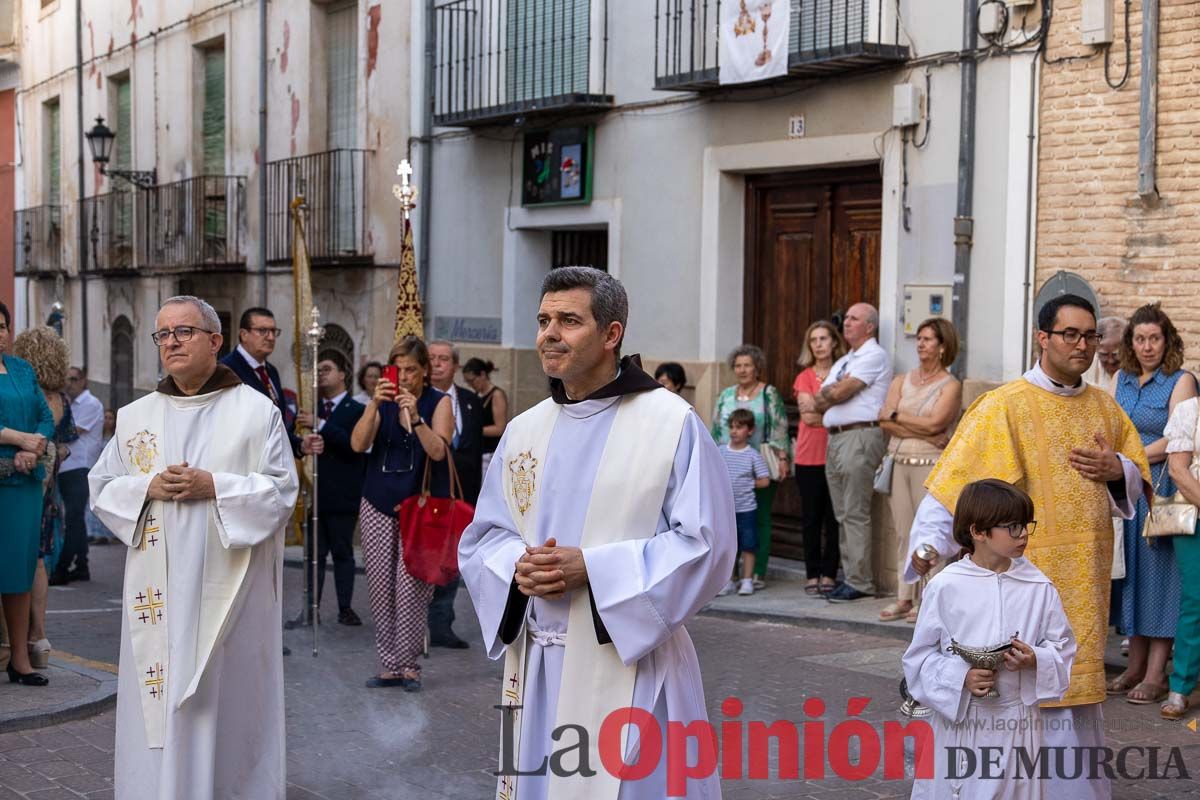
[993,521,1036,538]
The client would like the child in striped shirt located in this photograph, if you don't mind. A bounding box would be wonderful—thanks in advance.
[717,408,771,596]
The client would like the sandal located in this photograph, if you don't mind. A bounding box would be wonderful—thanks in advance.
[1106,673,1142,695]
[1126,681,1168,705]
[905,605,920,623]
[1161,691,1189,720]
[879,602,913,622]
[819,581,837,595]
[805,581,821,596]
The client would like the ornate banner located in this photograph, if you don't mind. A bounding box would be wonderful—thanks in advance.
[719,0,790,85]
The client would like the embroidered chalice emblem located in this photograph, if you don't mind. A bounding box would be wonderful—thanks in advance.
[508,451,538,516]
[126,430,159,475]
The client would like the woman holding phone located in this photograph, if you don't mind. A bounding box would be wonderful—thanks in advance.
[351,336,454,691]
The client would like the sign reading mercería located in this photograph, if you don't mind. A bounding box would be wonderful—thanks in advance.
[433,316,502,345]
[522,126,594,207]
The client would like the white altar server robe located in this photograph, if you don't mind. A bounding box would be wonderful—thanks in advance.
[459,395,736,800]
[90,385,298,800]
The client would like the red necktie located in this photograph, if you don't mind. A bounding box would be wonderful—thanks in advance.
[255,365,279,404]
[319,400,333,420]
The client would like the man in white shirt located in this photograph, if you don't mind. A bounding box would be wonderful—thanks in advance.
[427,340,484,649]
[797,302,893,600]
[50,366,106,585]
[1082,316,1125,397]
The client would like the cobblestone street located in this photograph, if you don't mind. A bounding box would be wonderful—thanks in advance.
[2,545,1199,799]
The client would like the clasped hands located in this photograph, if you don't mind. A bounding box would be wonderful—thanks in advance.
[513,537,589,600]
[147,462,216,502]
[963,640,1037,697]
[11,431,47,474]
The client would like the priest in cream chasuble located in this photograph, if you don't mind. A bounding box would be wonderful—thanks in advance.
[903,296,1149,800]
[459,268,736,800]
[89,296,299,800]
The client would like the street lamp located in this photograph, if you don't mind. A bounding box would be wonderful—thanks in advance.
[85,116,157,189]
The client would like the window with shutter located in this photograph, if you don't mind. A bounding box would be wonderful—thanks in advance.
[202,48,225,175]
[326,2,358,253]
[505,0,590,104]
[46,100,60,207]
[112,76,133,266]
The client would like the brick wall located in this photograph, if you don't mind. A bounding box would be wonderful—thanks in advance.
[1037,0,1200,359]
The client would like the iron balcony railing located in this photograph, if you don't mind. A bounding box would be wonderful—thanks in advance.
[14,205,63,276]
[137,176,246,270]
[265,149,373,266]
[434,0,613,127]
[655,0,909,91]
[80,191,136,273]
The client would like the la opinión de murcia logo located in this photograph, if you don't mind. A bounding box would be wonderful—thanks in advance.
[494,697,1192,795]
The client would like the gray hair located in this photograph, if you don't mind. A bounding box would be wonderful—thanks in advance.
[161,295,221,332]
[727,344,767,377]
[1097,316,1126,340]
[540,266,628,355]
[427,339,461,365]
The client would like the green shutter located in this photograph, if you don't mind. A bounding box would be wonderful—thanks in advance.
[115,77,132,170]
[506,0,590,104]
[47,101,60,207]
[327,3,357,150]
[202,48,225,175]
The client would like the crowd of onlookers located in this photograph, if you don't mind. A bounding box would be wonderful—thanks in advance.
[5,296,1199,720]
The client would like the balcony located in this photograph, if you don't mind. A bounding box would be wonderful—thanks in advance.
[654,0,909,92]
[137,176,246,270]
[265,149,373,266]
[434,0,613,127]
[14,205,63,277]
[80,191,136,274]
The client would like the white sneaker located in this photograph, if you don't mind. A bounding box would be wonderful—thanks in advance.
[717,580,737,597]
[738,579,754,596]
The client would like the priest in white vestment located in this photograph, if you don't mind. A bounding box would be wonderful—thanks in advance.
[89,295,299,800]
[460,267,736,800]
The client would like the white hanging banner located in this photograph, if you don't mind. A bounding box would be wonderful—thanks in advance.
[719,0,790,85]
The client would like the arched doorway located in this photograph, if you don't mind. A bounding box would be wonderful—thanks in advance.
[111,316,135,410]
[321,323,355,373]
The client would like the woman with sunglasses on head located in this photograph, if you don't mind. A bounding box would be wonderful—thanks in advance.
[351,336,454,691]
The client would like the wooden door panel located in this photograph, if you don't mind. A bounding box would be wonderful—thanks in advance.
[744,169,882,561]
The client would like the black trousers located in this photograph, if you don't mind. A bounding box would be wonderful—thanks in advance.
[794,465,840,580]
[428,576,460,639]
[57,468,91,573]
[305,512,358,611]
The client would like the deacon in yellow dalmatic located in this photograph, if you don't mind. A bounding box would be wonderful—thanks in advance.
[904,295,1149,800]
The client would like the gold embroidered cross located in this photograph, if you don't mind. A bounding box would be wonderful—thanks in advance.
[144,662,165,699]
[133,586,165,625]
[139,513,160,551]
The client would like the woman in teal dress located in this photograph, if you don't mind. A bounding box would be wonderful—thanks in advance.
[0,302,55,686]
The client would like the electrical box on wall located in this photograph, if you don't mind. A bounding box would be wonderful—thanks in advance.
[903,284,954,335]
[1081,0,1114,44]
[1007,0,1036,8]
[978,4,1004,35]
[892,83,923,128]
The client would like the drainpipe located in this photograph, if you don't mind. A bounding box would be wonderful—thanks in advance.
[75,0,88,368]
[418,0,435,306]
[951,0,978,379]
[258,0,269,303]
[1137,0,1158,200]
[1020,52,1039,369]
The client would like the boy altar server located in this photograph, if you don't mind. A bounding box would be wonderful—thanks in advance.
[459,267,736,800]
[904,479,1076,800]
[90,296,299,800]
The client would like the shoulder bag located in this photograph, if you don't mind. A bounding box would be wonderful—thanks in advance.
[396,447,477,585]
[758,387,783,481]
[1143,405,1200,539]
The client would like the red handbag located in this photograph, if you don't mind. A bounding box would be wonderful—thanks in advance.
[396,448,475,586]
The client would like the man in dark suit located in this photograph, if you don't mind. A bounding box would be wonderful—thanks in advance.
[295,353,367,625]
[220,307,309,458]
[426,340,484,649]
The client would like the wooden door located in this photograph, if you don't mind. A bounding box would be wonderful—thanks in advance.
[743,167,881,559]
